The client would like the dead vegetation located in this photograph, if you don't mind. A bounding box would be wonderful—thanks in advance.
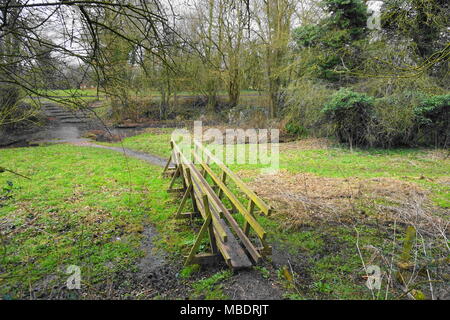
[242,169,447,229]
[239,169,449,299]
[278,138,332,152]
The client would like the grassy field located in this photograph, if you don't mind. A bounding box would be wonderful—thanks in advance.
[102,128,174,158]
[30,89,101,97]
[101,129,450,299]
[106,129,449,208]
[1,130,448,299]
[24,89,103,105]
[0,144,203,299]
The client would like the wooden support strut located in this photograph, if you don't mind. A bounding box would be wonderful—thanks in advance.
[168,165,181,191]
[192,150,266,241]
[174,167,194,219]
[191,152,262,263]
[185,195,214,266]
[193,139,273,216]
[173,144,228,243]
[167,137,272,269]
[162,154,172,176]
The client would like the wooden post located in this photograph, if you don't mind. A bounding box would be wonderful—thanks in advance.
[175,168,194,219]
[167,138,273,269]
[217,171,227,199]
[243,200,255,236]
[162,154,172,176]
[168,165,181,191]
[184,195,213,266]
[177,152,187,189]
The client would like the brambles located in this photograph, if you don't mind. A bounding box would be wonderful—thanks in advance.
[285,122,308,138]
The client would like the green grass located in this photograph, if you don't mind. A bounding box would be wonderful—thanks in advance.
[278,148,450,208]
[179,264,201,279]
[191,270,232,300]
[105,130,449,207]
[281,148,445,177]
[30,89,101,97]
[2,129,448,300]
[25,89,104,105]
[0,144,196,299]
[102,128,174,158]
[100,130,449,299]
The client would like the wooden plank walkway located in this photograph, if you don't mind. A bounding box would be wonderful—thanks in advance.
[162,136,273,270]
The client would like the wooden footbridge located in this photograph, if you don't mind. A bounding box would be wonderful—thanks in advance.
[162,137,273,270]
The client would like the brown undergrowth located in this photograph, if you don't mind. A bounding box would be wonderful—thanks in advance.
[244,169,447,232]
[238,169,449,299]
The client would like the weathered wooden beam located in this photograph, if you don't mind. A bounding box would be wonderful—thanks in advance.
[190,253,221,266]
[167,188,185,193]
[168,165,181,191]
[174,168,194,218]
[162,169,176,178]
[189,153,261,263]
[171,147,229,240]
[161,154,172,176]
[184,195,212,266]
[192,150,266,241]
[257,245,273,256]
[175,212,196,219]
[190,181,228,243]
[205,195,218,255]
[170,138,261,269]
[217,171,227,199]
[243,200,255,236]
[190,171,254,267]
[193,139,272,216]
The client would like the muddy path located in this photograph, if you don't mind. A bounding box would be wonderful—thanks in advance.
[71,142,167,167]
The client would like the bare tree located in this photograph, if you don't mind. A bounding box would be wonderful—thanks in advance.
[0,0,172,125]
[252,0,296,118]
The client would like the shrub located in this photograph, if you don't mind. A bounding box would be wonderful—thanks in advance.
[285,122,308,137]
[284,79,333,137]
[292,25,323,48]
[370,92,421,148]
[414,94,450,147]
[322,89,374,148]
[0,85,43,131]
[352,75,446,99]
[110,97,154,122]
[227,105,268,128]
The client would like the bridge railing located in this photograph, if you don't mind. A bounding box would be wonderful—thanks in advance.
[163,136,273,269]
